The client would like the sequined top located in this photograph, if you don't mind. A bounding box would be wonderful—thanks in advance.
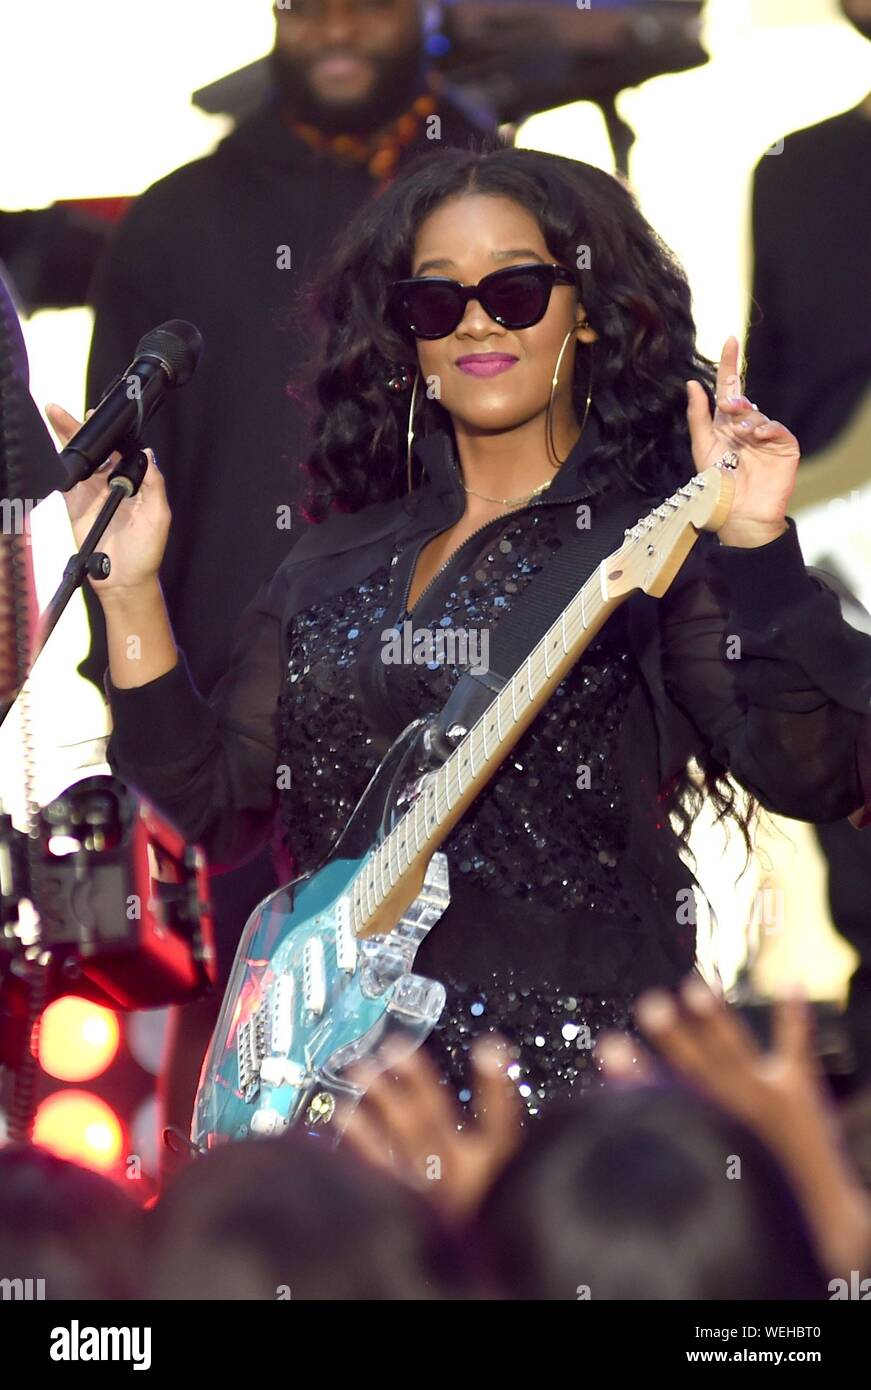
[278,506,639,921]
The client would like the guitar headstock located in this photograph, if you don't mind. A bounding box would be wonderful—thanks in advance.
[602,465,735,599]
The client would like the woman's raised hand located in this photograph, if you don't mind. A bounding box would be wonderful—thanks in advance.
[46,404,171,598]
[686,336,800,548]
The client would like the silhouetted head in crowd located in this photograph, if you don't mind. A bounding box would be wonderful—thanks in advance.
[473,1086,829,1300]
[271,0,427,135]
[146,1132,483,1299]
[0,1144,142,1299]
[841,0,871,43]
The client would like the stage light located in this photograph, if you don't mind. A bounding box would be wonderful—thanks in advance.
[33,1090,124,1173]
[36,996,120,1082]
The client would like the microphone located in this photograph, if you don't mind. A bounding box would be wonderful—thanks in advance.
[59,320,203,491]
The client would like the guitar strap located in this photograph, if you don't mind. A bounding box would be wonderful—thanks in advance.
[427,486,663,756]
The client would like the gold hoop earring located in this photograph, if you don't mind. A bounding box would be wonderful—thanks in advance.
[546,325,593,469]
[406,370,422,493]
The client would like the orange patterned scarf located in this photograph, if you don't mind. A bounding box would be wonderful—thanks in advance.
[282,78,441,190]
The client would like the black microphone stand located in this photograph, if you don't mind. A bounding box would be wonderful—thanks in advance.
[0,445,148,730]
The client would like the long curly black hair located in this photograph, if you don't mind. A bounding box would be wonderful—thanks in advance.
[293,142,755,861]
[299,142,721,513]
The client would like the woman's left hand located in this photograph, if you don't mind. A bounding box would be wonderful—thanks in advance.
[686,336,800,547]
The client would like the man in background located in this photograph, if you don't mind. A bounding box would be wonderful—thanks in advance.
[85,0,497,1165]
[745,0,870,464]
[745,0,871,1086]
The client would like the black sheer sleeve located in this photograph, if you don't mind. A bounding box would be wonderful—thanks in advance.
[712,532,871,717]
[105,568,287,869]
[658,519,865,823]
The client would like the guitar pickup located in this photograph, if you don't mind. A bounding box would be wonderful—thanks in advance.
[302,938,326,1015]
[334,897,357,973]
[269,972,295,1056]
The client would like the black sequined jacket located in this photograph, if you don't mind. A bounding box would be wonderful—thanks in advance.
[106,414,865,998]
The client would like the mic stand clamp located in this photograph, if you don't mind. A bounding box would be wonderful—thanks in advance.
[31,446,149,667]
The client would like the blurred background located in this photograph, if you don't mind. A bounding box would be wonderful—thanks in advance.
[0,0,869,1190]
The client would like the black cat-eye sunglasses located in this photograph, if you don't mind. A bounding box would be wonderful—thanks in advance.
[386,263,577,340]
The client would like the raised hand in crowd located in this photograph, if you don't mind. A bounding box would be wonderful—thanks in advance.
[599,977,871,1279]
[343,1035,524,1222]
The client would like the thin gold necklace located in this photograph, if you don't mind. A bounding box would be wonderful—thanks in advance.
[461,391,592,507]
[462,477,551,506]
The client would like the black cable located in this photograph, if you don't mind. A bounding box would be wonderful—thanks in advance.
[0,265,46,1141]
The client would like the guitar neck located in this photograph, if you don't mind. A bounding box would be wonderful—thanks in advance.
[351,566,623,936]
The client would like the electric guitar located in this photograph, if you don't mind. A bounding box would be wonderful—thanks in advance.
[191,464,734,1151]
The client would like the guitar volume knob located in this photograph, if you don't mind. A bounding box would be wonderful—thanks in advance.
[250,1108,288,1136]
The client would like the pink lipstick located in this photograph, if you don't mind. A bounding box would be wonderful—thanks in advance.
[456,353,518,378]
